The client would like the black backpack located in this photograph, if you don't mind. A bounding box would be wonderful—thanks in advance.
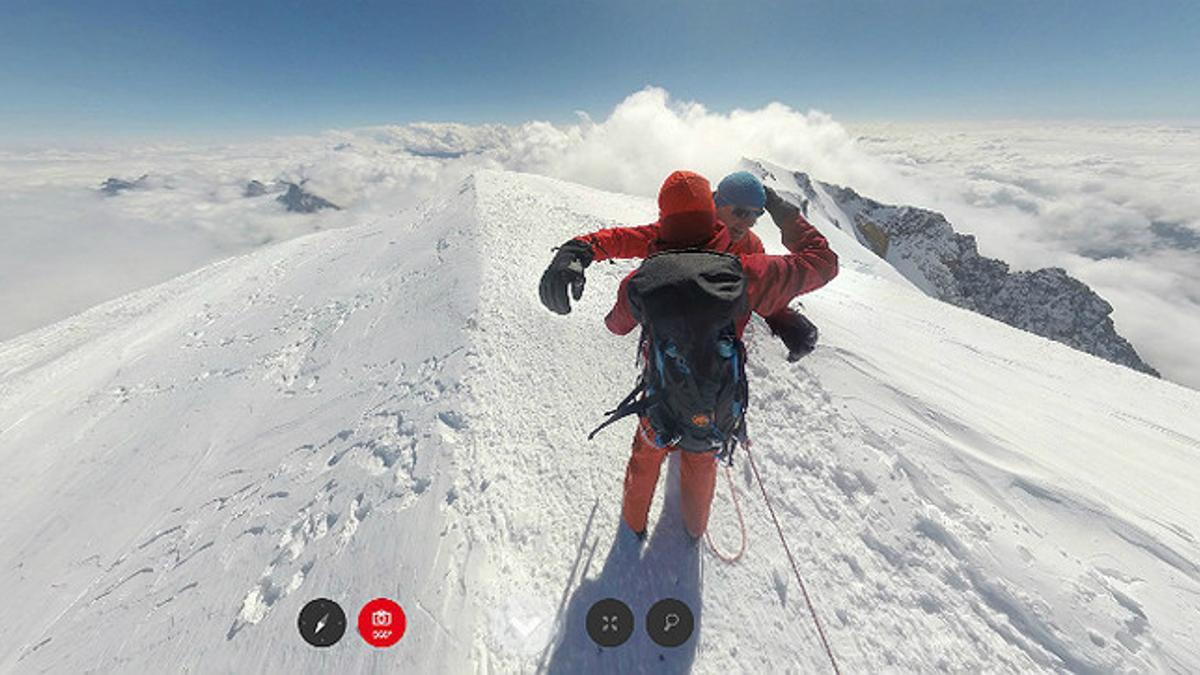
[589,250,750,462]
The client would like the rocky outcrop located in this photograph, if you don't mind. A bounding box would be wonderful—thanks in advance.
[242,179,341,212]
[276,182,340,213]
[243,180,270,197]
[99,175,149,196]
[749,161,1160,377]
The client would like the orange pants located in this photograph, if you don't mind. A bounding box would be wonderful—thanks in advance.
[621,419,718,538]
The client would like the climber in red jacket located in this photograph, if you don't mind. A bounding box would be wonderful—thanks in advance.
[540,171,826,360]
[539,170,838,539]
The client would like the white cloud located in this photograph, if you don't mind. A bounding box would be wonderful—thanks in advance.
[1,90,1196,388]
[844,121,1200,388]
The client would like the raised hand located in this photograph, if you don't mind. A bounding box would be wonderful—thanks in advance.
[538,239,595,314]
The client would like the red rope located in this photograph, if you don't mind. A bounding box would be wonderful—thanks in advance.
[705,464,747,563]
[744,443,842,675]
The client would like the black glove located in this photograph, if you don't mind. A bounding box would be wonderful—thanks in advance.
[764,308,819,361]
[765,185,810,217]
[539,239,595,315]
[763,184,784,211]
[763,185,798,227]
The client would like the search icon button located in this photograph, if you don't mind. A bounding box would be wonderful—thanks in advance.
[647,599,693,647]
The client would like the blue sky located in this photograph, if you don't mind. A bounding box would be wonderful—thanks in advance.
[2,0,1198,141]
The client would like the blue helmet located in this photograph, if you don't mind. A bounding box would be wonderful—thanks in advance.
[714,171,766,209]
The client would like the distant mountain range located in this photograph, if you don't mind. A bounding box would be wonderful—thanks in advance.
[100,176,340,213]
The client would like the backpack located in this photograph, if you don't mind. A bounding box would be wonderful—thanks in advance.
[589,250,750,463]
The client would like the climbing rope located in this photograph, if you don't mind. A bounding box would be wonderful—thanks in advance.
[744,442,843,675]
[704,464,747,563]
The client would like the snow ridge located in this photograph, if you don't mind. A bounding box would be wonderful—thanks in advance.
[1,170,1198,673]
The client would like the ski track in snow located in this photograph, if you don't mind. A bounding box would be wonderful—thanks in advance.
[0,170,1197,673]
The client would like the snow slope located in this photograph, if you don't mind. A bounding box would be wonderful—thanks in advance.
[1,170,1198,673]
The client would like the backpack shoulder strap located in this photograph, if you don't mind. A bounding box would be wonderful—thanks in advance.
[587,379,657,440]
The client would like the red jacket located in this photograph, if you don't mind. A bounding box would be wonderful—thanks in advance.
[729,229,766,255]
[576,220,767,261]
[599,215,838,336]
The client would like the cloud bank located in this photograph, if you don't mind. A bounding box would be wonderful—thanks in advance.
[848,122,1200,388]
[1,89,1196,387]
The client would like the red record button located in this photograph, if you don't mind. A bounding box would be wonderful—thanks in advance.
[358,597,407,648]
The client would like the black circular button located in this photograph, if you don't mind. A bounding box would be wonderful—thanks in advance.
[646,598,694,647]
[586,598,634,647]
[298,598,347,647]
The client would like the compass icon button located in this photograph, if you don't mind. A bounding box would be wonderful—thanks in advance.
[298,598,347,647]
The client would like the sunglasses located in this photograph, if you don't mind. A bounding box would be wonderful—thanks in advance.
[732,206,764,219]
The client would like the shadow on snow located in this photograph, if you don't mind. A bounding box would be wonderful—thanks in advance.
[542,453,704,674]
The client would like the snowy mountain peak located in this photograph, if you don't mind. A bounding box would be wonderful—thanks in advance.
[745,159,1160,378]
[2,170,1197,672]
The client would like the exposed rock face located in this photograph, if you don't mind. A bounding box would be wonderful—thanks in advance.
[243,180,270,198]
[276,182,341,213]
[99,175,149,196]
[749,161,1160,377]
[242,179,341,212]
